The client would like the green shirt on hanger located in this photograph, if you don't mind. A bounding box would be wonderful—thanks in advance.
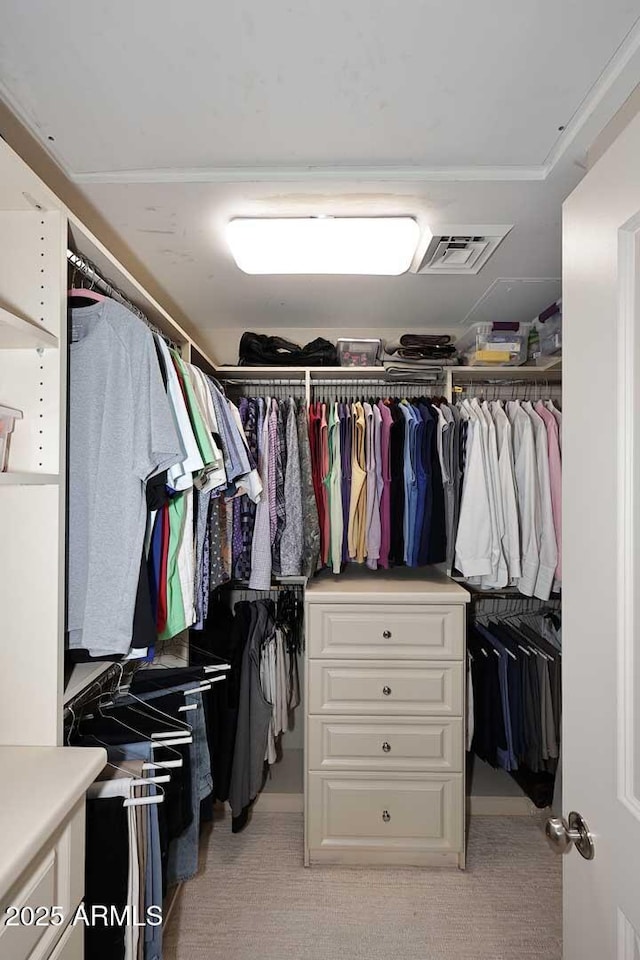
[171,350,216,466]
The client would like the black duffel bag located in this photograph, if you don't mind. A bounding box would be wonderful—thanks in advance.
[239,331,338,367]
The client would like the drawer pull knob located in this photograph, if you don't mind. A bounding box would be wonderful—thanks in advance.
[382,741,391,753]
[382,686,392,696]
[382,810,391,822]
[383,630,392,639]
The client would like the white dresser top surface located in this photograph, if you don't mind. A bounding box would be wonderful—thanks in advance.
[305,567,470,603]
[0,745,106,898]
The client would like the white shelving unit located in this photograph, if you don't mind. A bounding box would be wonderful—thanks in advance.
[0,137,222,746]
[0,140,65,747]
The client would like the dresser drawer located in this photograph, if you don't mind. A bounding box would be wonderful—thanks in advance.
[308,660,463,716]
[308,716,463,772]
[307,603,464,660]
[0,799,85,960]
[307,772,463,856]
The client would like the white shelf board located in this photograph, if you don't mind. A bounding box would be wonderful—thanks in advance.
[452,361,562,378]
[0,306,58,349]
[0,472,59,485]
[63,662,112,705]
[215,366,439,380]
[309,366,387,379]
[214,366,307,380]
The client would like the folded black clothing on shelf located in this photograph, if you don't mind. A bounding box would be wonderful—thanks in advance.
[399,333,453,348]
[238,332,338,366]
[385,334,458,361]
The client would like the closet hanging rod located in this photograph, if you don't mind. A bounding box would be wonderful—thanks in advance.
[67,249,180,351]
[455,375,561,385]
[223,577,306,589]
[466,585,562,601]
[219,377,307,386]
[310,378,444,387]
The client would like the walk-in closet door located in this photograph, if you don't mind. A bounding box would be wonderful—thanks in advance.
[563,108,640,959]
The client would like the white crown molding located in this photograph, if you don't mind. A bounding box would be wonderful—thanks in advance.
[71,164,548,184]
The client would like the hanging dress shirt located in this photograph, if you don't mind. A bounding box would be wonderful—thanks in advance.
[522,401,557,600]
[339,403,352,564]
[491,400,522,582]
[348,402,367,562]
[506,400,540,597]
[377,400,393,569]
[535,400,562,585]
[367,402,383,571]
[296,400,321,578]
[328,402,344,575]
[455,400,493,578]
[319,402,331,567]
[280,398,304,577]
[249,399,273,589]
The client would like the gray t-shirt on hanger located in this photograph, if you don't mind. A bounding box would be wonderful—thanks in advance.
[67,299,182,658]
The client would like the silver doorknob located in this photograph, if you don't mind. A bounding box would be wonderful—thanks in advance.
[382,686,392,696]
[383,630,392,639]
[382,810,391,822]
[545,812,595,860]
[382,741,391,753]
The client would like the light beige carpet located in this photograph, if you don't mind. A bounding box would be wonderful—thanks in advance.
[164,812,561,960]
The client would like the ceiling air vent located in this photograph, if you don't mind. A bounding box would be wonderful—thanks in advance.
[411,224,512,275]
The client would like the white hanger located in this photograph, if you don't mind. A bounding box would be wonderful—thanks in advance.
[90,760,166,808]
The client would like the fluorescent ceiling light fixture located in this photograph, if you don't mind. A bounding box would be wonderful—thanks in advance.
[227,217,421,275]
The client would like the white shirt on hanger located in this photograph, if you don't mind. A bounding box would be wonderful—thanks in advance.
[506,400,540,597]
[475,399,508,590]
[522,401,557,601]
[490,400,522,582]
[188,365,228,492]
[454,400,493,578]
[156,336,204,491]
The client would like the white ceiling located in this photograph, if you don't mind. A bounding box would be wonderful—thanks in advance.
[1,1,640,362]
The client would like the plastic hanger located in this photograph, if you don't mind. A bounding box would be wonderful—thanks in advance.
[68,287,105,302]
[89,762,166,808]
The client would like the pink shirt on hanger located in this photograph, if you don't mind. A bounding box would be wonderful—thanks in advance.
[535,400,562,582]
[319,402,331,567]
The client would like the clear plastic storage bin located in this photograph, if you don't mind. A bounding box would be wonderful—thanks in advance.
[0,404,23,472]
[455,322,530,366]
[336,338,382,366]
[529,307,562,365]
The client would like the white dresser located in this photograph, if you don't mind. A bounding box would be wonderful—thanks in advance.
[304,568,469,868]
